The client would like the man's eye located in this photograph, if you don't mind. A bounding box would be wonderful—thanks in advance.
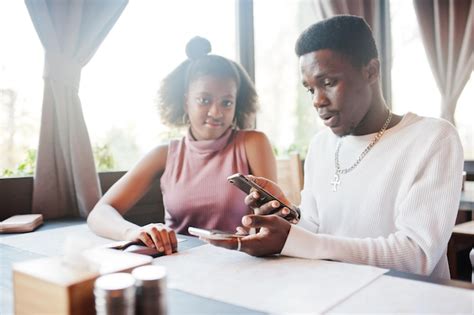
[323,78,335,86]
[222,100,234,107]
[306,88,314,95]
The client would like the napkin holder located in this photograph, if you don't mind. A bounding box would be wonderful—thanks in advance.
[13,248,152,315]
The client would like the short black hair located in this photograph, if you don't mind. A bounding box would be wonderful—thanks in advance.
[158,37,258,129]
[295,15,378,68]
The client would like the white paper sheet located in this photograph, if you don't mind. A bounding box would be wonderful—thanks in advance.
[155,244,387,314]
[328,274,474,314]
[0,223,185,257]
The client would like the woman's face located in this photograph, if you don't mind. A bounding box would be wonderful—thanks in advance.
[185,75,237,141]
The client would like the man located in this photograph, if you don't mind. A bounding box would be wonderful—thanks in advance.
[209,15,463,279]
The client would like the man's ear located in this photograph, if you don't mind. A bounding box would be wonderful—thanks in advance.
[364,59,380,84]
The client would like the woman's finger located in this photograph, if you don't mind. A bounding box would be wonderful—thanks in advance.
[138,231,155,248]
[167,228,178,253]
[149,226,164,253]
[158,227,173,255]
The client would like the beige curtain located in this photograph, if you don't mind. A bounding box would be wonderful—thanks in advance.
[313,0,378,25]
[414,0,473,124]
[312,0,392,105]
[25,0,128,218]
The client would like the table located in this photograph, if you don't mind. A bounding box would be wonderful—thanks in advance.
[1,219,472,314]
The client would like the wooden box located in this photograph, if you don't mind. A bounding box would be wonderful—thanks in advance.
[13,249,152,315]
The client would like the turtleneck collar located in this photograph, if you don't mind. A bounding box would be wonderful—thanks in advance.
[185,127,235,154]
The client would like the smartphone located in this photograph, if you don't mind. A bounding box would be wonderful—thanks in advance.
[227,173,300,221]
[188,227,245,240]
[107,240,165,258]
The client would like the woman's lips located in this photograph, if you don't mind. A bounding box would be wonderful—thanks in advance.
[205,121,223,128]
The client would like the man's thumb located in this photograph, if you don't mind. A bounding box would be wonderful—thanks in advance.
[242,214,269,228]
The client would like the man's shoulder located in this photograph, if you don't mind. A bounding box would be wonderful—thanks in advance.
[401,112,458,139]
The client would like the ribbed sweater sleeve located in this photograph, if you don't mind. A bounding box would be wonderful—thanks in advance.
[281,117,464,277]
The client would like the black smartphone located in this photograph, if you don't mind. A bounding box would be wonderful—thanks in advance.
[107,240,164,258]
[227,173,300,221]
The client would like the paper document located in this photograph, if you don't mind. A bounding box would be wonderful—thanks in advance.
[0,224,185,257]
[328,274,474,314]
[156,244,387,314]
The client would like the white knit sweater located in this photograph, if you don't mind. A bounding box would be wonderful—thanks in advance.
[281,113,464,279]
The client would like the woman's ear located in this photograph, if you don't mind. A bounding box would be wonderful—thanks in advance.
[183,94,189,113]
[365,59,380,84]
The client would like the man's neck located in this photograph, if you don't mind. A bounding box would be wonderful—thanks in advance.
[351,93,394,136]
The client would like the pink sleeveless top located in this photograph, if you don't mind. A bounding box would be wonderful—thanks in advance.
[160,127,251,234]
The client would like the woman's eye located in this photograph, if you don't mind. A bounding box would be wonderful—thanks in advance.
[196,97,211,105]
[222,100,234,107]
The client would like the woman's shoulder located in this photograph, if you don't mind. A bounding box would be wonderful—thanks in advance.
[239,129,270,145]
[141,144,169,168]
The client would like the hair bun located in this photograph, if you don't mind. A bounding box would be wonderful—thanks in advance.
[185,36,211,59]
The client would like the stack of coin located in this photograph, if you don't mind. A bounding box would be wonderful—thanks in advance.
[132,265,167,315]
[94,273,136,315]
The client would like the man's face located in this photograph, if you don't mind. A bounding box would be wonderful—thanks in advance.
[300,49,373,136]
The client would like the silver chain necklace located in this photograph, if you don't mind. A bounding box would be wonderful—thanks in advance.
[331,110,392,192]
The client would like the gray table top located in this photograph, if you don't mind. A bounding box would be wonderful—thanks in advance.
[0,219,262,315]
[1,219,472,315]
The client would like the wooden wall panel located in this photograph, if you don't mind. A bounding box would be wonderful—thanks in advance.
[0,172,165,224]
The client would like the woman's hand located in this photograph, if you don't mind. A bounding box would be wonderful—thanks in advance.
[124,223,178,255]
[245,175,299,223]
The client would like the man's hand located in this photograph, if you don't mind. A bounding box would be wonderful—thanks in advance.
[124,223,178,255]
[245,175,299,223]
[207,214,292,257]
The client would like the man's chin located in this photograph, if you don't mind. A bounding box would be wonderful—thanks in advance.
[330,126,348,137]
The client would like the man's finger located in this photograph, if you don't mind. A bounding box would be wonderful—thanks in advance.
[247,175,270,189]
[207,239,238,250]
[244,191,260,207]
[242,214,276,229]
[253,200,281,215]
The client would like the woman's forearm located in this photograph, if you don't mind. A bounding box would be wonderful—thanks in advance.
[87,204,139,240]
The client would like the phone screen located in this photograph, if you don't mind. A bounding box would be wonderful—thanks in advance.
[188,227,244,240]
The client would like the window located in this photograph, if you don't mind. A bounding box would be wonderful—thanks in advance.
[254,0,323,157]
[391,0,473,158]
[0,1,43,177]
[81,0,236,171]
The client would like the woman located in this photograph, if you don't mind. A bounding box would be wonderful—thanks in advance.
[87,37,276,256]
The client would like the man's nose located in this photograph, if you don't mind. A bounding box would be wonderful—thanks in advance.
[312,89,329,109]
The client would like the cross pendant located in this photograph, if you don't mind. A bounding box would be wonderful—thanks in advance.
[331,174,341,192]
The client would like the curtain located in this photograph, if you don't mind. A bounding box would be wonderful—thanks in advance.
[312,0,392,105]
[25,0,128,218]
[414,0,473,124]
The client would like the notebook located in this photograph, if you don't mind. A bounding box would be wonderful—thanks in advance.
[0,214,43,233]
